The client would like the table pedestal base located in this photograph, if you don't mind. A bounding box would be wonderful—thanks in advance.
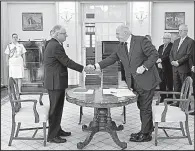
[77,108,127,149]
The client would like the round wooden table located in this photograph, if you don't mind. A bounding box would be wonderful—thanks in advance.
[66,86,137,149]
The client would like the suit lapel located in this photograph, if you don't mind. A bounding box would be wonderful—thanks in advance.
[160,45,164,56]
[175,39,180,54]
[162,43,169,56]
[118,43,129,63]
[177,36,188,52]
[128,35,135,62]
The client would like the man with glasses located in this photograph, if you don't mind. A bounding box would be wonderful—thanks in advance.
[156,33,173,103]
[44,25,84,143]
[169,24,194,106]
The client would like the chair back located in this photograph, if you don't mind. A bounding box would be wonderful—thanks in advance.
[8,77,21,114]
[179,76,193,112]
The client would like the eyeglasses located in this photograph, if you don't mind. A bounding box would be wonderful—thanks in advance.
[59,32,67,35]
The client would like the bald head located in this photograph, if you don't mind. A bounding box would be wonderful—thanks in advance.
[116,25,131,34]
[116,25,131,42]
[179,24,188,31]
[179,24,188,38]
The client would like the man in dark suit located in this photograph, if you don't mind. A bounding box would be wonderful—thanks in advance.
[156,33,173,103]
[86,25,161,142]
[169,24,194,106]
[189,40,195,115]
[44,25,84,143]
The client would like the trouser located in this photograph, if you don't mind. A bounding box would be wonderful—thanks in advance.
[159,69,173,102]
[173,71,190,106]
[47,89,65,140]
[133,80,156,134]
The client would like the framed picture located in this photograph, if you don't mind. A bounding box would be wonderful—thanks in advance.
[165,12,185,30]
[22,13,43,31]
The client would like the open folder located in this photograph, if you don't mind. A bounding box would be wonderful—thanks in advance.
[103,88,136,97]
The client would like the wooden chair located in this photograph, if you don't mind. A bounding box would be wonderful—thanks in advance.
[152,76,193,146]
[8,77,49,146]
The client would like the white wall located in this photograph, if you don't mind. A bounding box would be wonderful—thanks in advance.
[7,2,56,41]
[130,2,151,36]
[152,2,194,49]
[58,2,81,85]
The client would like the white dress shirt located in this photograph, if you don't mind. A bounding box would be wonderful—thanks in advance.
[177,36,187,51]
[126,35,132,53]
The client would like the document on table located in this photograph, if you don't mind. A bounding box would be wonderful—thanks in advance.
[73,89,94,94]
[103,88,136,97]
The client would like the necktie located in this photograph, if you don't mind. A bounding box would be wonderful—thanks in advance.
[123,42,128,56]
[162,44,167,55]
[177,38,184,51]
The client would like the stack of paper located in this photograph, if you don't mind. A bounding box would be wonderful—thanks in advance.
[103,88,136,97]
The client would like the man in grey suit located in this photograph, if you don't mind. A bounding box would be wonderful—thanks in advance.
[169,24,194,106]
[86,25,161,142]
[44,25,84,143]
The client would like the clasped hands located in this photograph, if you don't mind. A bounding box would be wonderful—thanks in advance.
[84,64,101,74]
[156,58,162,69]
[171,60,179,67]
[84,64,146,75]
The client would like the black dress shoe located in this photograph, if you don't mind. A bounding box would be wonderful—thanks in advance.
[59,130,71,137]
[170,102,179,107]
[129,133,152,142]
[47,136,67,143]
[131,129,154,138]
[130,131,141,138]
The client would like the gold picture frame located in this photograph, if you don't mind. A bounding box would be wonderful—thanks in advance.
[165,12,185,30]
[22,12,43,31]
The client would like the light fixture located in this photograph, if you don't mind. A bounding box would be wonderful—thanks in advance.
[59,8,74,26]
[135,10,147,24]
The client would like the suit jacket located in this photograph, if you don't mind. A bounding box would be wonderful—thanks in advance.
[44,38,83,90]
[189,40,195,69]
[157,42,173,73]
[169,36,194,73]
[98,35,161,90]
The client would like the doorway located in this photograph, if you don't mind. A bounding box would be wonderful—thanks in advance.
[81,3,127,85]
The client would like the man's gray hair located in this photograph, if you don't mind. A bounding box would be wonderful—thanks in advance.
[179,24,188,30]
[52,25,63,36]
[163,33,171,39]
[117,24,130,33]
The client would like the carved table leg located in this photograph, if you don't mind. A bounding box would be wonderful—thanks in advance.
[82,121,94,132]
[106,108,127,149]
[77,128,98,149]
[107,127,127,149]
[78,107,127,149]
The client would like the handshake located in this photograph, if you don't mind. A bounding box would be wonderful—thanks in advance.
[84,64,101,74]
